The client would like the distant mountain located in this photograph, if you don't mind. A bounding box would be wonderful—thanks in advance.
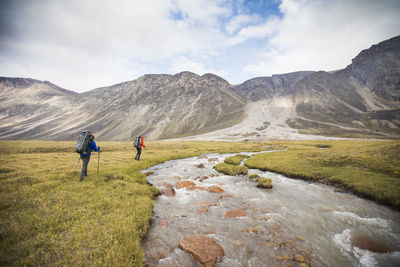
[292,35,400,137]
[0,72,246,140]
[0,35,399,141]
[232,71,314,101]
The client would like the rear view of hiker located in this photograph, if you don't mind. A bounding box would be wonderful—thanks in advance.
[75,130,100,181]
[134,135,146,160]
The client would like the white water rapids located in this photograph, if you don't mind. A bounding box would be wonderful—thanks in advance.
[142,151,400,267]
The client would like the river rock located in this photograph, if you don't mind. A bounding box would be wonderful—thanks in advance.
[207,186,224,193]
[179,235,224,266]
[197,207,208,213]
[223,209,248,218]
[160,184,176,197]
[176,181,196,189]
[350,233,393,253]
[187,186,207,191]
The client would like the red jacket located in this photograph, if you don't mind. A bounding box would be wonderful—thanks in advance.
[138,136,146,148]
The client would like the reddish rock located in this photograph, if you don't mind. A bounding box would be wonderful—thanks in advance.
[160,185,176,197]
[197,207,208,213]
[223,209,248,218]
[159,220,167,227]
[176,181,196,189]
[294,254,306,263]
[208,158,219,162]
[207,186,224,193]
[196,201,210,207]
[195,163,205,168]
[187,186,207,191]
[179,235,224,266]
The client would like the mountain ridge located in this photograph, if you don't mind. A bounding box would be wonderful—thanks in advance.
[1,35,399,140]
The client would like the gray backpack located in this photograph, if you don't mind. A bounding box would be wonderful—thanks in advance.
[133,136,141,147]
[75,130,93,154]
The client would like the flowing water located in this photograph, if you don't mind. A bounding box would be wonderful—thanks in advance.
[142,151,400,267]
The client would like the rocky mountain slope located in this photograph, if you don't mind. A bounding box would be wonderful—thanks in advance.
[0,35,399,141]
[0,72,246,140]
[232,71,314,101]
[291,35,400,138]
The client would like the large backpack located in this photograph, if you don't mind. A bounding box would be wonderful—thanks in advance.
[75,130,93,154]
[133,136,141,148]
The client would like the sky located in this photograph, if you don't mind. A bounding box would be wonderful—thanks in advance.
[1,0,400,93]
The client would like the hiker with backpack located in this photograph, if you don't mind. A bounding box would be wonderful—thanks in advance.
[134,135,146,160]
[75,130,100,181]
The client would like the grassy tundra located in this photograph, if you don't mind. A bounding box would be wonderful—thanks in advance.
[0,140,399,266]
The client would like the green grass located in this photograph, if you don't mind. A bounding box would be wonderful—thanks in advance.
[249,174,260,179]
[224,154,250,165]
[0,140,263,266]
[257,177,273,189]
[214,162,248,175]
[244,140,400,209]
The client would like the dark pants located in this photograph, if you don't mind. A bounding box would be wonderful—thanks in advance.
[135,147,142,160]
[79,156,90,181]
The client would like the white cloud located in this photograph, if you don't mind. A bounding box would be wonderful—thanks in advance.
[244,0,400,77]
[0,0,231,91]
[226,15,255,34]
[0,0,399,91]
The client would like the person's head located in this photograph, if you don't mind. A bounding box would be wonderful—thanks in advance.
[92,135,95,140]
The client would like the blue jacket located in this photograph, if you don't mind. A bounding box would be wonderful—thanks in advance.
[80,139,99,157]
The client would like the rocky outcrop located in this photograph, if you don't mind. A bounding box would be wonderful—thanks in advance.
[179,235,224,266]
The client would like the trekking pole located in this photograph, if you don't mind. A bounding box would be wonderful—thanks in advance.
[97,151,100,179]
[74,157,81,173]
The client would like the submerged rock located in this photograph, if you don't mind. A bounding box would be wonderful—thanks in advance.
[207,186,224,193]
[179,235,224,266]
[160,186,176,197]
[351,233,393,253]
[223,209,248,218]
[197,207,208,213]
[176,181,196,188]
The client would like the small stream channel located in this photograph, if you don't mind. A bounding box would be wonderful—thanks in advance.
[142,151,400,267]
